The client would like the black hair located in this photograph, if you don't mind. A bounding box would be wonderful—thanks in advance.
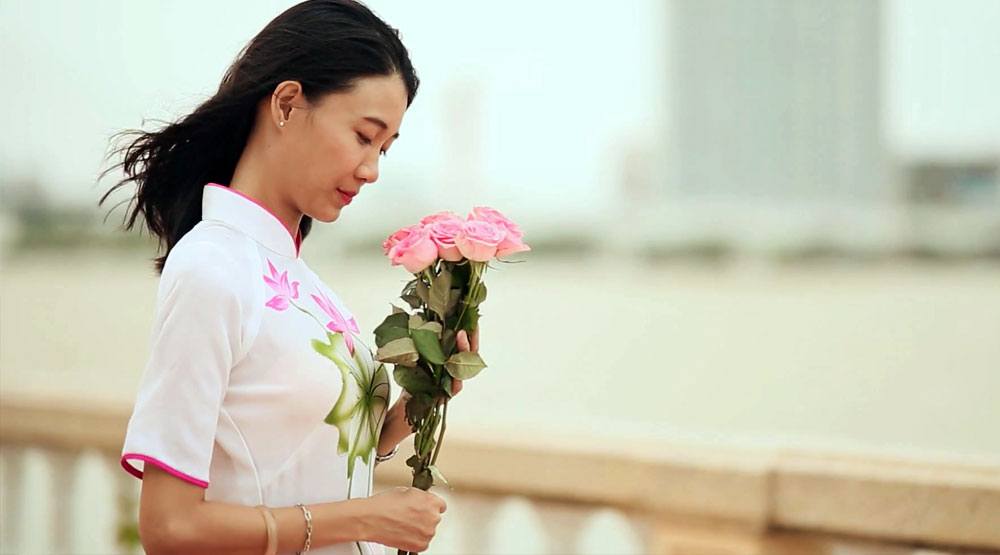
[98,0,419,274]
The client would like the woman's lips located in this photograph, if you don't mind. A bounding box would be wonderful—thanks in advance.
[337,189,355,205]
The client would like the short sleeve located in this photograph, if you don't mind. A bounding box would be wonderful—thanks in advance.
[120,240,252,488]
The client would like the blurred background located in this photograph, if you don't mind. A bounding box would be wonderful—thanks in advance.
[1,0,998,554]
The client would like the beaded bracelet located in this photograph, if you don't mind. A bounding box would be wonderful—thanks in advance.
[295,503,313,554]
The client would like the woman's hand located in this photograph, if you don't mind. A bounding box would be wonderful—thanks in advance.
[361,486,447,552]
[396,326,478,405]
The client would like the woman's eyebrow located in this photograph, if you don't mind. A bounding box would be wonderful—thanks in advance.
[363,116,400,139]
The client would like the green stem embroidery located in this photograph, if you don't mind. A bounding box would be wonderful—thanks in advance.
[290,299,330,333]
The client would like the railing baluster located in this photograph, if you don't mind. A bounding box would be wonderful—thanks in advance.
[485,496,546,554]
[424,490,463,554]
[451,490,503,555]
[20,447,56,555]
[1,445,27,554]
[109,452,142,555]
[575,507,645,554]
[49,448,80,554]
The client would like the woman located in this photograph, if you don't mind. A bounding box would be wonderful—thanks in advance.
[99,1,476,553]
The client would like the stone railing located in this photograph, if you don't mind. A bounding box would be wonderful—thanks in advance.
[2,393,998,554]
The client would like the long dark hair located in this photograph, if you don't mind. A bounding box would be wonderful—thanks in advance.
[99,0,419,274]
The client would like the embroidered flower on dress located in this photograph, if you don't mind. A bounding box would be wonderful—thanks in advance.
[262,258,300,311]
[311,290,360,355]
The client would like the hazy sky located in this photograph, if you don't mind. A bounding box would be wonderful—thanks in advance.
[1,0,997,211]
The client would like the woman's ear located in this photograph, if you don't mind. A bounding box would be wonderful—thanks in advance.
[270,80,304,127]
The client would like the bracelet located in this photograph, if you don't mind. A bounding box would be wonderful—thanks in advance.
[295,503,313,554]
[374,444,399,464]
[255,505,278,555]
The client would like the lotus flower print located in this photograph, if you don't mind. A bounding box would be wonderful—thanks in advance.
[311,290,361,356]
[262,258,300,311]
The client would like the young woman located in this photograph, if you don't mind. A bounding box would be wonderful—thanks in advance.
[99,1,476,553]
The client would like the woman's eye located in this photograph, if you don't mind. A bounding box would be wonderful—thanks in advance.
[358,132,388,157]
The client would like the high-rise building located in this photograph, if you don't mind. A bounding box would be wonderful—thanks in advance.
[664,0,887,203]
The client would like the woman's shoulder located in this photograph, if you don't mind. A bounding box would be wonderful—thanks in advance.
[159,222,264,303]
[166,222,258,270]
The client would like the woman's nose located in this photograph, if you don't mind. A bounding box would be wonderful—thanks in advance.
[356,161,378,184]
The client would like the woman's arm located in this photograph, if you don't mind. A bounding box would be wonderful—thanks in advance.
[139,464,368,555]
[376,392,414,458]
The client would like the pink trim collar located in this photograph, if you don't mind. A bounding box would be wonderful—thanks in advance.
[203,183,302,257]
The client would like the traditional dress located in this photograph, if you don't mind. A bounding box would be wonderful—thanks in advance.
[121,183,390,555]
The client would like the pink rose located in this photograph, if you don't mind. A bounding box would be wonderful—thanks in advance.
[469,206,531,258]
[427,218,465,262]
[454,220,505,262]
[420,210,464,227]
[388,225,439,273]
[382,226,415,256]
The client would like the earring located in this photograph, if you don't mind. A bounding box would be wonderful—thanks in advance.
[279,120,285,127]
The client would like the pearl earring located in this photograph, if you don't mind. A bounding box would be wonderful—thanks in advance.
[279,121,285,127]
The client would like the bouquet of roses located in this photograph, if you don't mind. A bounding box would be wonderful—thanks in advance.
[373,206,529,547]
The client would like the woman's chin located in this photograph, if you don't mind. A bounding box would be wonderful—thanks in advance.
[313,205,342,223]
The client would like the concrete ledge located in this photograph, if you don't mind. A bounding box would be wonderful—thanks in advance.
[2,394,998,551]
[772,452,1000,549]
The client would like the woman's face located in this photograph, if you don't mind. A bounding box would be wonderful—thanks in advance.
[272,74,408,223]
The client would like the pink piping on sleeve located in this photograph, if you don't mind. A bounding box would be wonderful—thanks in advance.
[205,182,302,257]
[121,453,209,489]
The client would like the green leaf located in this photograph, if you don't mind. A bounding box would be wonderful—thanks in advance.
[415,279,430,305]
[401,278,418,296]
[375,337,419,365]
[377,326,410,348]
[427,465,451,488]
[459,305,480,333]
[408,313,426,330]
[468,282,488,306]
[429,267,453,318]
[374,312,409,348]
[405,392,434,427]
[446,288,462,314]
[445,351,487,380]
[410,328,446,365]
[440,329,457,356]
[418,321,443,336]
[393,365,437,395]
[401,293,422,309]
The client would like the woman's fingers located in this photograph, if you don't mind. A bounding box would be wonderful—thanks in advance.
[449,330,471,398]
[456,329,479,353]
